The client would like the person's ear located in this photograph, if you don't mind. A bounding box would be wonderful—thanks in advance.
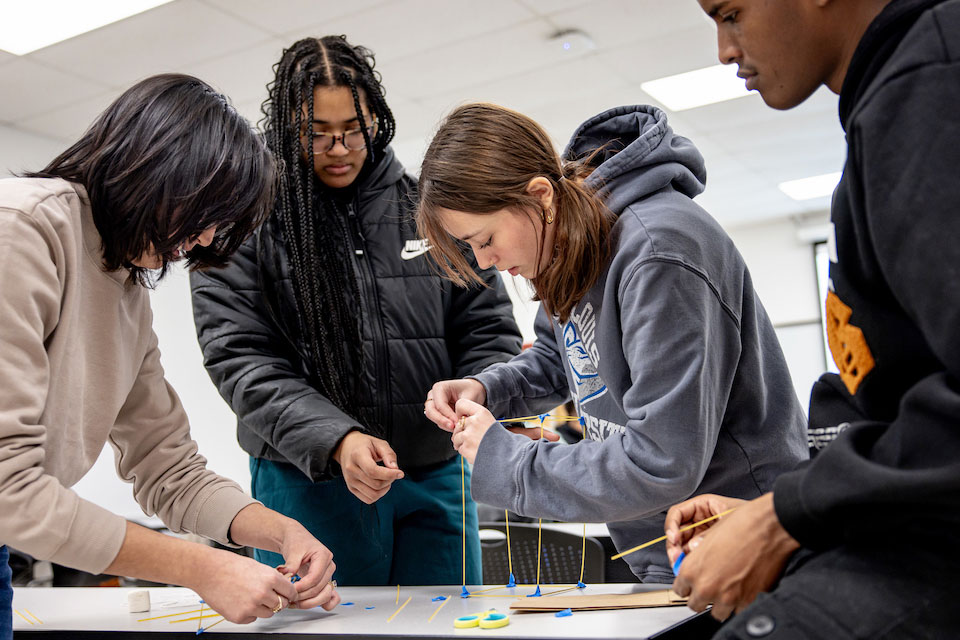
[525,176,554,212]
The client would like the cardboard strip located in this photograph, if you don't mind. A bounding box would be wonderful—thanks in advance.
[509,589,687,612]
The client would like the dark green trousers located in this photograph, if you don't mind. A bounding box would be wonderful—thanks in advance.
[250,455,482,586]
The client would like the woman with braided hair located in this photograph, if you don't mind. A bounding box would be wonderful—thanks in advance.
[191,37,521,586]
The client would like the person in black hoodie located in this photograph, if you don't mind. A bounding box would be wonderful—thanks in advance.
[190,36,522,586]
[662,0,960,636]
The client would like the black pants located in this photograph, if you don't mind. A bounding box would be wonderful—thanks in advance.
[714,544,960,639]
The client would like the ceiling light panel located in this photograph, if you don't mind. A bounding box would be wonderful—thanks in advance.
[641,64,752,111]
[0,0,173,56]
[778,172,842,201]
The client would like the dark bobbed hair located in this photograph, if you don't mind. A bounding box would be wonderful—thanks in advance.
[417,103,615,323]
[259,36,397,417]
[25,73,275,286]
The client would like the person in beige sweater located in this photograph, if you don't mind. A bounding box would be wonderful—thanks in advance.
[0,74,340,634]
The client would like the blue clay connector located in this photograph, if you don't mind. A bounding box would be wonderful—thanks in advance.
[461,586,471,598]
[672,551,686,576]
[555,608,573,618]
[526,586,542,598]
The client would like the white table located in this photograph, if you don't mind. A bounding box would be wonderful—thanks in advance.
[12,584,697,638]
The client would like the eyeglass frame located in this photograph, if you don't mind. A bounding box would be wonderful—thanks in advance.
[304,118,379,154]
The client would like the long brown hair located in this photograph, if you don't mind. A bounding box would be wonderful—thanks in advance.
[417,103,615,323]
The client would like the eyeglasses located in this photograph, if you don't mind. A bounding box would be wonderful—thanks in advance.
[174,222,235,258]
[307,120,377,154]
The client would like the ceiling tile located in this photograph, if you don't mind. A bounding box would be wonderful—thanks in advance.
[29,0,270,87]
[180,37,286,107]
[1,2,854,231]
[517,0,591,16]
[378,20,581,102]
[415,54,626,122]
[285,0,537,64]
[596,26,720,86]
[548,0,708,50]
[0,59,110,121]
[201,0,391,36]
[16,90,118,143]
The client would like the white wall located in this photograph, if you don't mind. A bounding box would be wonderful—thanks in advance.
[0,124,64,176]
[724,212,830,410]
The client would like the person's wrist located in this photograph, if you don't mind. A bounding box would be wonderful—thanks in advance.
[472,379,488,405]
[332,429,362,464]
[181,542,221,592]
[759,493,801,556]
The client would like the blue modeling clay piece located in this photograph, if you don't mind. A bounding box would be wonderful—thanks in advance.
[341,602,354,606]
[196,629,204,635]
[555,608,573,618]
[506,573,516,588]
[461,586,471,598]
[672,551,686,576]
[431,596,447,602]
[577,581,586,589]
[526,586,542,598]
[290,574,301,583]
[365,606,375,610]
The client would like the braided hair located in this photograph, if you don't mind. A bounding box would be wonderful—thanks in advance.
[262,36,396,418]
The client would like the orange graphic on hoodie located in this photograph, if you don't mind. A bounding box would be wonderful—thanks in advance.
[825,291,875,395]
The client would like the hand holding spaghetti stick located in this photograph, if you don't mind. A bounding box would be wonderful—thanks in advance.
[665,493,800,621]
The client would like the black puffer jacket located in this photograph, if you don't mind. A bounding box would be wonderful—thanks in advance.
[190,148,521,480]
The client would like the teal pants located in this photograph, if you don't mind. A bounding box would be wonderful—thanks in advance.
[250,455,482,586]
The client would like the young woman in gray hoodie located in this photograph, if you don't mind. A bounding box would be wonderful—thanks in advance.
[419,102,808,583]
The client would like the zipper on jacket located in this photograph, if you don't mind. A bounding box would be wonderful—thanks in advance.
[345,202,393,440]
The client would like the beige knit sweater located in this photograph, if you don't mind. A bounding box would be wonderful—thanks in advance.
[0,177,256,574]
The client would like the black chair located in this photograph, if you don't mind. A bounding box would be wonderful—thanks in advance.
[479,521,605,585]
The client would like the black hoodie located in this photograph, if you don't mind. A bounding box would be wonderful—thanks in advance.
[774,0,960,549]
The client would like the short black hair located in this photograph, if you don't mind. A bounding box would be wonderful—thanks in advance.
[26,73,275,286]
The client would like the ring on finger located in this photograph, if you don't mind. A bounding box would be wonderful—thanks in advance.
[272,595,284,613]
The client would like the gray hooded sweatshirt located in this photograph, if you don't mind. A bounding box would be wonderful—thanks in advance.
[471,105,808,582]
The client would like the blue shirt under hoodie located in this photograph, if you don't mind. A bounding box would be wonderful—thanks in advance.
[470,105,808,582]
